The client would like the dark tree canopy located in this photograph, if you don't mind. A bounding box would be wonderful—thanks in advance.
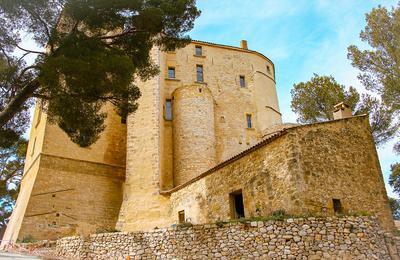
[290,74,396,145]
[390,163,400,196]
[0,0,200,147]
[389,197,400,220]
[0,138,26,227]
[348,3,400,152]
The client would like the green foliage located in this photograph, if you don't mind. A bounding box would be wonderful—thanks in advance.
[389,197,400,220]
[291,74,360,124]
[21,234,35,243]
[390,163,400,196]
[291,74,396,146]
[0,0,200,147]
[348,3,400,152]
[95,227,119,234]
[0,138,27,228]
[176,221,193,229]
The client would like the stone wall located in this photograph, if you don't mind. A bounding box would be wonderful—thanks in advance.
[168,116,394,232]
[56,216,393,259]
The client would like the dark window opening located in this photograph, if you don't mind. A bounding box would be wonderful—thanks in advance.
[239,75,246,88]
[56,213,60,217]
[178,210,185,223]
[165,99,172,120]
[196,65,204,82]
[195,46,202,56]
[230,190,245,219]
[121,116,127,124]
[52,194,56,198]
[333,199,343,214]
[246,114,252,129]
[266,65,271,74]
[199,88,202,93]
[168,67,176,79]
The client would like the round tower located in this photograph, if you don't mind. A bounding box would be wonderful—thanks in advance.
[172,84,216,186]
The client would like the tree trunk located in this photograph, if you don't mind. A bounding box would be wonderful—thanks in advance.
[0,81,39,128]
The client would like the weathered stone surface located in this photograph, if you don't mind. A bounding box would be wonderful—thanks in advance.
[56,217,393,259]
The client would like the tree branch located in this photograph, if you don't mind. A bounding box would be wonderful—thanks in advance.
[15,45,45,55]
[0,80,39,128]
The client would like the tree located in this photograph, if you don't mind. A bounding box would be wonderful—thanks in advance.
[0,0,200,148]
[0,138,27,228]
[390,163,400,195]
[389,197,400,220]
[290,74,396,145]
[348,3,400,152]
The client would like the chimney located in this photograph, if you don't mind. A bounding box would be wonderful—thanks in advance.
[240,40,248,49]
[333,102,352,120]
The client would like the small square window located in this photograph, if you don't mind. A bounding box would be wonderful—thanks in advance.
[266,65,271,74]
[178,210,185,223]
[196,65,204,82]
[121,117,127,124]
[168,67,175,79]
[239,75,246,88]
[195,46,202,56]
[165,99,172,120]
[246,114,252,129]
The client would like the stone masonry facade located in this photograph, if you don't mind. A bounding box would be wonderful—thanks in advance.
[2,40,395,248]
[56,216,393,259]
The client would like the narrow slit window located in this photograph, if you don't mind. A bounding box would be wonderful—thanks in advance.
[246,114,252,129]
[35,108,42,128]
[230,190,245,219]
[178,210,185,223]
[196,65,204,82]
[168,67,176,79]
[165,99,172,120]
[195,45,202,56]
[266,65,271,74]
[333,199,343,214]
[239,75,246,88]
[31,137,37,157]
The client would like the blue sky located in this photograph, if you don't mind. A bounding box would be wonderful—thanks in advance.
[187,0,399,197]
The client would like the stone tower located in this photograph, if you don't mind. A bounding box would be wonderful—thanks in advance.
[116,40,282,232]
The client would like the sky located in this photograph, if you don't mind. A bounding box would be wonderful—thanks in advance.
[187,0,399,197]
[17,1,399,197]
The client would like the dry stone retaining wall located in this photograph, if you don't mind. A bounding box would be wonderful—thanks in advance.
[56,216,393,259]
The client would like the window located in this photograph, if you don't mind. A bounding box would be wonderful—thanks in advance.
[246,114,252,129]
[168,67,176,79]
[196,65,204,82]
[31,137,37,157]
[239,75,246,88]
[266,65,271,74]
[165,99,172,120]
[333,199,343,214]
[195,45,202,56]
[121,116,127,124]
[178,210,185,223]
[230,190,245,219]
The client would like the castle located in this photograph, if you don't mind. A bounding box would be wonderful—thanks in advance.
[2,40,394,244]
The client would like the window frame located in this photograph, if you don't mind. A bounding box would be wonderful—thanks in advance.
[239,75,246,88]
[165,99,173,121]
[195,45,203,56]
[196,64,204,82]
[168,67,176,79]
[246,114,253,129]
